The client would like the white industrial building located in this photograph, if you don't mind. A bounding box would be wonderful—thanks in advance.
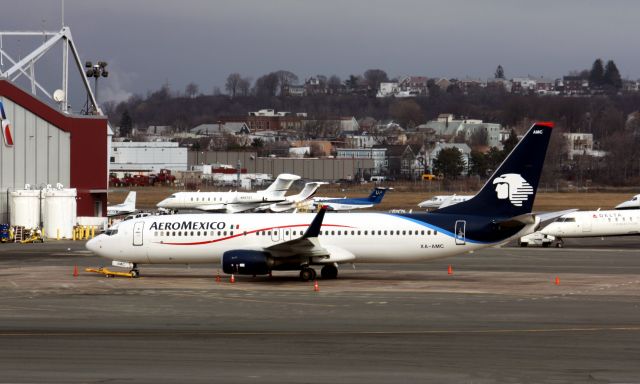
[110,141,188,173]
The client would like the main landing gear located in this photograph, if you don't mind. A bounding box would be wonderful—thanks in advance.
[321,264,338,279]
[299,266,316,281]
[555,238,564,248]
[299,264,339,281]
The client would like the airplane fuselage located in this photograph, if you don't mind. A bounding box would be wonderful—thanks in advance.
[542,209,640,238]
[88,212,533,265]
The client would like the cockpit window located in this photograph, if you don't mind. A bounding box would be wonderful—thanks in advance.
[170,194,177,198]
[105,229,118,236]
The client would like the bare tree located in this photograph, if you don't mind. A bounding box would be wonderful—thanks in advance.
[254,72,280,97]
[238,77,252,96]
[225,73,242,97]
[364,69,389,93]
[327,75,342,93]
[185,82,199,98]
[275,70,299,95]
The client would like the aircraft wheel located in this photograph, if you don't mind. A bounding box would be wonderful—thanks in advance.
[321,264,338,279]
[130,269,140,278]
[299,267,315,282]
[555,242,563,248]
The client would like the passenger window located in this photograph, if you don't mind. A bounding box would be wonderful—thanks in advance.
[268,231,271,236]
[154,231,158,236]
[331,231,335,235]
[402,230,406,235]
[243,231,247,236]
[224,231,228,236]
[434,230,438,235]
[384,230,387,235]
[191,231,194,236]
[357,231,361,235]
[178,231,182,236]
[364,230,367,235]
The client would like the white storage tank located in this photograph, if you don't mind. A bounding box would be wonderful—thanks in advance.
[42,184,77,239]
[9,186,41,229]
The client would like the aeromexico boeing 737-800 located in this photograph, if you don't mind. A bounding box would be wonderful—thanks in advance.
[87,122,553,280]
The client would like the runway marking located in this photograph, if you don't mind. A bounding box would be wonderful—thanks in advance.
[1,326,639,337]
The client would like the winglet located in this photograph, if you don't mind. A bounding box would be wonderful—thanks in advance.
[302,206,327,238]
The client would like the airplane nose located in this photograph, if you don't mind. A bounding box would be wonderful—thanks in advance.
[86,237,101,254]
[156,199,167,208]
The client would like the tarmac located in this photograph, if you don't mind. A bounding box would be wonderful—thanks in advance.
[0,237,639,383]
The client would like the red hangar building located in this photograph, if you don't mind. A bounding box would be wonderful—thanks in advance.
[0,80,108,222]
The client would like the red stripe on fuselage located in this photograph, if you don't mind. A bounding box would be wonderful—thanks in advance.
[156,223,354,246]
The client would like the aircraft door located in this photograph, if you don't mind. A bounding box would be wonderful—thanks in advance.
[133,222,144,246]
[454,220,466,245]
[270,228,281,242]
[282,228,292,241]
[581,218,592,233]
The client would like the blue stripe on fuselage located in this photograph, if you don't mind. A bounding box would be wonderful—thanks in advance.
[384,213,493,245]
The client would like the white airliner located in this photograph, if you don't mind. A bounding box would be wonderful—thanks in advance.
[156,173,300,213]
[267,182,328,212]
[87,122,554,280]
[541,209,640,247]
[615,194,640,210]
[418,194,474,209]
[107,192,137,217]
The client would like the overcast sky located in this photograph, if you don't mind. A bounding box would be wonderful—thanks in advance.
[3,0,640,103]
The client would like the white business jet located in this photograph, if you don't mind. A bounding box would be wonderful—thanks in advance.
[156,173,300,213]
[107,192,137,217]
[418,194,474,210]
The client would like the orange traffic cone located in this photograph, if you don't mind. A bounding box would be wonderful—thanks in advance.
[230,274,235,283]
[73,265,79,277]
[447,265,453,275]
[555,276,560,285]
[313,280,319,292]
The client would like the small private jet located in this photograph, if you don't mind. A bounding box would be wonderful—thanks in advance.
[107,192,137,217]
[156,173,300,213]
[418,194,474,210]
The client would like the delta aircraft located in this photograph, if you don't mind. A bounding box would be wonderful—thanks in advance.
[156,173,300,213]
[87,121,554,280]
[308,187,390,211]
[541,209,640,247]
[107,192,137,217]
[418,194,474,210]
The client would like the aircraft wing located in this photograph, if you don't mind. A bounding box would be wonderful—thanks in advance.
[495,209,578,229]
[266,207,330,259]
[535,209,578,226]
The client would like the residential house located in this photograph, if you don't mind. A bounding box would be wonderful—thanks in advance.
[377,144,425,180]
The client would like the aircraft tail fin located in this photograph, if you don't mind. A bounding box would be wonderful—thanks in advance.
[263,173,301,198]
[435,122,553,217]
[292,182,327,202]
[123,191,136,208]
[367,187,389,204]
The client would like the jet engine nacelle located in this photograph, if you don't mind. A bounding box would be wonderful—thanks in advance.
[222,250,272,275]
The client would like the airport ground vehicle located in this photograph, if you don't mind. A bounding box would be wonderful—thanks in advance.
[518,232,555,247]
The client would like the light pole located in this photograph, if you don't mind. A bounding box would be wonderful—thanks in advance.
[85,61,108,110]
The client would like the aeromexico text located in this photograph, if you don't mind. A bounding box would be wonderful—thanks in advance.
[149,221,227,231]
